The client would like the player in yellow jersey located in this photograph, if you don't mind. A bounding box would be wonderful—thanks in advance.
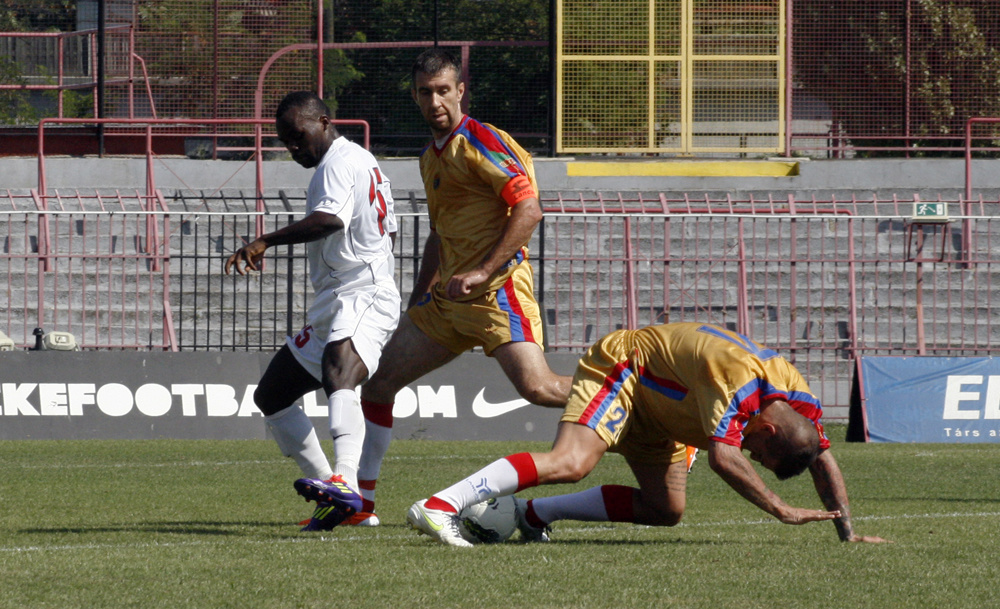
[351,48,572,522]
[407,322,889,546]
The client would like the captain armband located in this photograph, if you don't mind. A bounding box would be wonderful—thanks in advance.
[500,175,537,207]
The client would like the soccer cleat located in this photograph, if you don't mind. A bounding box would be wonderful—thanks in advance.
[294,475,363,532]
[514,497,551,543]
[406,499,473,547]
[298,511,379,527]
[343,511,380,527]
[686,446,699,474]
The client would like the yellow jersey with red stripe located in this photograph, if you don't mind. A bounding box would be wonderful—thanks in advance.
[561,323,829,464]
[419,115,538,301]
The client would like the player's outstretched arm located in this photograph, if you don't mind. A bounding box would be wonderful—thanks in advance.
[808,450,891,543]
[224,211,343,276]
[708,442,842,525]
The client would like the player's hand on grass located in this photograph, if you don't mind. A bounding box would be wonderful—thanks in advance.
[777,506,842,525]
[225,240,267,275]
[845,534,892,544]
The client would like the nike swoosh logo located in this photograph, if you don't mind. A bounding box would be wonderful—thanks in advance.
[472,389,531,418]
[420,507,444,532]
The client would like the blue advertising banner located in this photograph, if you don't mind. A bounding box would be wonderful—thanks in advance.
[861,356,1000,442]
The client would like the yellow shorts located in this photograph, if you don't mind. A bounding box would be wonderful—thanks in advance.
[560,330,689,465]
[407,261,544,356]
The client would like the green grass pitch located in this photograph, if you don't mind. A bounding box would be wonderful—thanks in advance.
[2,426,998,609]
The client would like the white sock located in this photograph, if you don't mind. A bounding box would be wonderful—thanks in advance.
[432,458,521,512]
[329,388,364,492]
[530,486,615,523]
[357,416,392,508]
[265,405,333,480]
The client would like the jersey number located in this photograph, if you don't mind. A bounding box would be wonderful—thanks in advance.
[293,325,313,348]
[368,167,388,236]
[604,406,627,435]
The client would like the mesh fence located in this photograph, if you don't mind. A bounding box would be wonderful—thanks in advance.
[791,1,1000,156]
[558,0,783,154]
[3,1,1000,157]
[115,0,316,124]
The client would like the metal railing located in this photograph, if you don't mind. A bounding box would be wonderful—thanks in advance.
[1,188,175,350]
[0,25,161,120]
[36,116,371,219]
[5,189,1000,418]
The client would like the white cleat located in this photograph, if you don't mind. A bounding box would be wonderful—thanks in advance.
[514,498,551,543]
[406,499,474,547]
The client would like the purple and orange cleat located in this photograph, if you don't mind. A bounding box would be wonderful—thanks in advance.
[294,475,363,531]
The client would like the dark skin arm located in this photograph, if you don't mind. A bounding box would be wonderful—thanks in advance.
[224,211,343,275]
[808,449,891,543]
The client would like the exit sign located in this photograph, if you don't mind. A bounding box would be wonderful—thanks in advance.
[913,201,948,221]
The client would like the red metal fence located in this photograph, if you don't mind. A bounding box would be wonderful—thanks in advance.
[5,187,1000,418]
[3,117,1000,419]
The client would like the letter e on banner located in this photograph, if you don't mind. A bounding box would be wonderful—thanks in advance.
[943,376,982,420]
[38,384,68,416]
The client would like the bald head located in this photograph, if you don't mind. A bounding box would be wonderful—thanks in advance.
[759,400,821,480]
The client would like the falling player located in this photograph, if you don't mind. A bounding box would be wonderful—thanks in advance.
[406,322,889,546]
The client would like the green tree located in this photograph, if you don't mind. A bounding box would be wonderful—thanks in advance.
[0,57,39,125]
[135,0,316,118]
[0,0,76,32]
[795,0,1000,156]
[328,0,551,153]
[0,1,80,125]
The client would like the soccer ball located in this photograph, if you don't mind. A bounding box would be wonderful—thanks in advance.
[458,495,518,544]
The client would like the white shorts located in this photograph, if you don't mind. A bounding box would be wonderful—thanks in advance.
[287,258,400,383]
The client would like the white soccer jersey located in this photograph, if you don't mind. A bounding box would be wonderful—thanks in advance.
[305,136,397,288]
[288,136,400,381]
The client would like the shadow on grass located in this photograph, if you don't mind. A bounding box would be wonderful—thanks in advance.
[20,520,288,536]
[535,538,736,547]
[22,520,420,537]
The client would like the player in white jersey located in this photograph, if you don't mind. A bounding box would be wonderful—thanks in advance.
[225,91,400,531]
